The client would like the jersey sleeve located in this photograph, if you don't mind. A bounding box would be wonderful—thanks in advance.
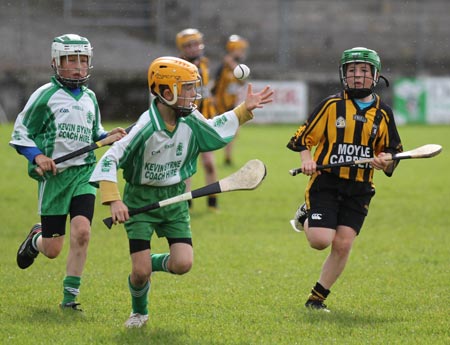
[376,105,403,176]
[9,85,53,149]
[189,109,240,152]
[14,145,42,162]
[89,119,146,186]
[287,96,337,152]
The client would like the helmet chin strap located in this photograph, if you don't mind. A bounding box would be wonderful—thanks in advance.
[156,96,196,118]
[346,74,390,99]
[174,104,197,118]
[52,64,90,89]
[346,88,373,99]
[379,75,390,87]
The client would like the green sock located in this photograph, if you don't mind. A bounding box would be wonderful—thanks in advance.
[32,232,42,251]
[151,253,170,272]
[128,275,149,315]
[62,276,81,304]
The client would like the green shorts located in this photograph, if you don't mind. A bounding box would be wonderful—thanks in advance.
[123,182,191,241]
[38,164,97,215]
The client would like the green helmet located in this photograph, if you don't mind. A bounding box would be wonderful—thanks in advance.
[51,34,93,88]
[339,47,382,98]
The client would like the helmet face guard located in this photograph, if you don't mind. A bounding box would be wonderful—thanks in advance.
[148,57,202,117]
[339,47,381,99]
[51,34,93,88]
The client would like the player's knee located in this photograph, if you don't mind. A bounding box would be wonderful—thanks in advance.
[41,238,63,258]
[306,228,334,250]
[72,226,91,247]
[307,234,333,250]
[332,240,353,257]
[308,239,330,250]
[43,245,62,259]
[170,260,193,275]
[131,269,151,286]
[204,163,215,175]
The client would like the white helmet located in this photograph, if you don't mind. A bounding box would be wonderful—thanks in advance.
[51,34,93,88]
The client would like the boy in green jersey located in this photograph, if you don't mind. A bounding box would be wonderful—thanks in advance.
[90,56,273,328]
[10,34,127,311]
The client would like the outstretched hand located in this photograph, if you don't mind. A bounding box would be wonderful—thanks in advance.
[244,83,274,111]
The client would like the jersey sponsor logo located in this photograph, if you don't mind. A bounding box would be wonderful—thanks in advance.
[311,213,322,220]
[59,108,70,113]
[57,123,92,144]
[329,143,372,168]
[353,114,367,123]
[144,160,182,180]
[336,116,346,128]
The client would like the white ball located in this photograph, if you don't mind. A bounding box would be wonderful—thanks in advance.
[233,64,251,80]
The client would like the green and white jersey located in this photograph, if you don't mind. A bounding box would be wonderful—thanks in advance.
[10,76,106,172]
[90,99,240,187]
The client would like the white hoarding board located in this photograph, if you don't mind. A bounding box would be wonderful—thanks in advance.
[424,77,450,124]
[238,81,308,124]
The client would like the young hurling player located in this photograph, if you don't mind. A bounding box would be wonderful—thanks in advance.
[287,47,403,312]
[89,56,273,328]
[10,34,127,311]
[176,28,219,210]
[212,34,249,166]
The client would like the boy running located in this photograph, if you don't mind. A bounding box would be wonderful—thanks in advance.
[10,34,126,311]
[89,56,273,327]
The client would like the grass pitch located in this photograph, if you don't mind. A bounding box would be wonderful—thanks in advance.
[0,123,448,344]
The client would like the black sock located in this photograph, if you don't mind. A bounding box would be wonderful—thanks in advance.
[310,282,330,301]
[208,196,217,208]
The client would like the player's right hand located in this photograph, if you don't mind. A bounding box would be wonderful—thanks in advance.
[301,159,319,176]
[110,200,129,224]
[34,154,57,176]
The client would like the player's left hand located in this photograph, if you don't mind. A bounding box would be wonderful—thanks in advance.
[371,152,392,171]
[244,83,273,111]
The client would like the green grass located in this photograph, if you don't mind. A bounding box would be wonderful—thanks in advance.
[0,122,449,344]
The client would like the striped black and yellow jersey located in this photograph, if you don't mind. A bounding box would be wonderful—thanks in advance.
[196,57,217,119]
[287,91,403,183]
[180,55,217,119]
[211,62,245,113]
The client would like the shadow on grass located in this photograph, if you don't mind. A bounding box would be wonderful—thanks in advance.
[25,306,89,324]
[22,308,189,344]
[298,308,398,326]
[113,327,188,345]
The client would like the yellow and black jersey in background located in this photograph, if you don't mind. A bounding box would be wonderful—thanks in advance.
[196,57,217,119]
[211,63,245,114]
[287,91,403,183]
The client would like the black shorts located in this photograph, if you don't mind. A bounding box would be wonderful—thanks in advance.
[305,172,375,234]
[41,194,95,238]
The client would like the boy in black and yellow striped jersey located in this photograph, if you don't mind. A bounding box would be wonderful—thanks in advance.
[287,47,403,312]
